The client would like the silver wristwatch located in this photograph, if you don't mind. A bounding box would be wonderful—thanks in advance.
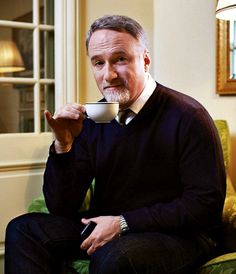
[119,215,129,235]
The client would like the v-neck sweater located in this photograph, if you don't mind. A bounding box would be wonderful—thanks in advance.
[43,83,226,234]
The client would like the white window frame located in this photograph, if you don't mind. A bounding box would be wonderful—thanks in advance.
[54,0,79,107]
[0,0,79,170]
[0,0,55,133]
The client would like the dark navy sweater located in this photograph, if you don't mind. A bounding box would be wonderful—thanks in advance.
[43,83,226,234]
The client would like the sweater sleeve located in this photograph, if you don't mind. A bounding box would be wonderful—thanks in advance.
[43,138,94,217]
[122,109,226,233]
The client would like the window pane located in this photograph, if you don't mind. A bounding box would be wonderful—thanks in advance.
[0,27,33,78]
[0,83,34,133]
[40,84,55,132]
[40,30,54,78]
[0,0,32,22]
[40,0,54,25]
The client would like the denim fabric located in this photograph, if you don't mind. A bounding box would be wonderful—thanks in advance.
[5,213,87,274]
[5,213,217,274]
[90,232,217,274]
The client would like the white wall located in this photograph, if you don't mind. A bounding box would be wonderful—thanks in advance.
[154,0,236,188]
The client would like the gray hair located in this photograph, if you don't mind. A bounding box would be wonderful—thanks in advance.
[86,15,148,52]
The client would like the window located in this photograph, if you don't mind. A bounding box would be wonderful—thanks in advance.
[0,0,55,134]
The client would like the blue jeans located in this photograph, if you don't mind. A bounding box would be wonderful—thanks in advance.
[5,213,217,274]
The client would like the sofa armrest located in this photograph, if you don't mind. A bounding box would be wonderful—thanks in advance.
[222,194,236,252]
[223,194,236,227]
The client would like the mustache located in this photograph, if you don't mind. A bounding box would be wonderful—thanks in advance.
[103,80,126,89]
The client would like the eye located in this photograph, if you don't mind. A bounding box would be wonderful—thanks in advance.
[92,60,104,68]
[116,57,127,63]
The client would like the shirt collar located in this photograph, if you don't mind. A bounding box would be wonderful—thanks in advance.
[129,73,156,114]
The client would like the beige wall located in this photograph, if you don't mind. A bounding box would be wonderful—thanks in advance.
[154,0,236,189]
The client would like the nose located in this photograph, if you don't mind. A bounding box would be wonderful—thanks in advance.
[104,63,118,82]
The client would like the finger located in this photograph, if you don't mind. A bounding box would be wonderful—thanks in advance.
[80,237,91,250]
[80,241,86,250]
[85,239,97,255]
[54,104,86,120]
[71,103,86,113]
[87,245,94,256]
[87,240,103,256]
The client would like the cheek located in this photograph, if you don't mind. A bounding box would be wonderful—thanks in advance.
[92,70,103,85]
[116,67,132,82]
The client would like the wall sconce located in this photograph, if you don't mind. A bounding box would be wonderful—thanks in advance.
[0,40,25,75]
[216,0,236,20]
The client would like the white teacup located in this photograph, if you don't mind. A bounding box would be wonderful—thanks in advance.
[85,102,119,123]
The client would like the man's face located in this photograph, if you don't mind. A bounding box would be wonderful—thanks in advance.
[88,29,151,109]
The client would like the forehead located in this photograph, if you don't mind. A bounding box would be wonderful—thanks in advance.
[88,29,140,57]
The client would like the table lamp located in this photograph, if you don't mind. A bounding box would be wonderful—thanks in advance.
[0,40,25,75]
[216,0,236,20]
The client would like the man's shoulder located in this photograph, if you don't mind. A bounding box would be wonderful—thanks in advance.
[155,82,206,114]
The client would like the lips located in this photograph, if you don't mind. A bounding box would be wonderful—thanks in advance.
[103,84,124,91]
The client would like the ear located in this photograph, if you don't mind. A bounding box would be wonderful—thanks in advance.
[144,50,151,72]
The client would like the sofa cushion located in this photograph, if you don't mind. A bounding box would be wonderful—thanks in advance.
[198,252,236,273]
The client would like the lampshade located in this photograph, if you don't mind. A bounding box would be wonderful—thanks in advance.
[216,0,236,20]
[0,40,25,73]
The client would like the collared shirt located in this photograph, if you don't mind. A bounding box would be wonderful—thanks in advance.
[116,73,157,124]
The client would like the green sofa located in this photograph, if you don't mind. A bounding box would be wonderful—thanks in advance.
[28,120,236,274]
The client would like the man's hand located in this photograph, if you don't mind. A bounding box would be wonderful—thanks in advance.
[80,216,121,255]
[45,103,86,153]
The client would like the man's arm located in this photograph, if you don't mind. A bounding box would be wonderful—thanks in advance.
[43,103,92,216]
[122,110,226,233]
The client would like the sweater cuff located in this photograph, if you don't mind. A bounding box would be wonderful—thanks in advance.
[48,142,75,162]
[122,207,155,232]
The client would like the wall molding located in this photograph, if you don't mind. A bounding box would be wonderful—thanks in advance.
[0,243,4,256]
[0,161,46,173]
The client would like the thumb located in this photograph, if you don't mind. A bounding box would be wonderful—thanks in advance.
[44,109,52,122]
[81,218,90,225]
[44,110,56,128]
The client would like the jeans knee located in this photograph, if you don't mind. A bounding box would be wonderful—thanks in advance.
[90,253,131,274]
[5,213,46,246]
[89,241,137,274]
[6,214,33,244]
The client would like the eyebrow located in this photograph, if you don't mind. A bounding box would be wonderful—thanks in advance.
[90,50,128,62]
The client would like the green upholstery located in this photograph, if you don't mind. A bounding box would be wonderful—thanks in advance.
[198,253,236,274]
[28,120,236,274]
[197,120,236,274]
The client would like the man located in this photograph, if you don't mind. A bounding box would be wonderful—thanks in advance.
[5,15,226,274]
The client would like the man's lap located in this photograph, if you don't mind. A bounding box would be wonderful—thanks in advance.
[90,231,215,274]
[6,213,216,273]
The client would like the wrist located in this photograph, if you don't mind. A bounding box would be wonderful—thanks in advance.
[54,140,72,154]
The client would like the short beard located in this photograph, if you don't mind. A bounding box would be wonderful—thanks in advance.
[103,89,130,105]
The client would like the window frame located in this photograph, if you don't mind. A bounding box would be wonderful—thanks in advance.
[0,0,78,170]
[0,0,55,134]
